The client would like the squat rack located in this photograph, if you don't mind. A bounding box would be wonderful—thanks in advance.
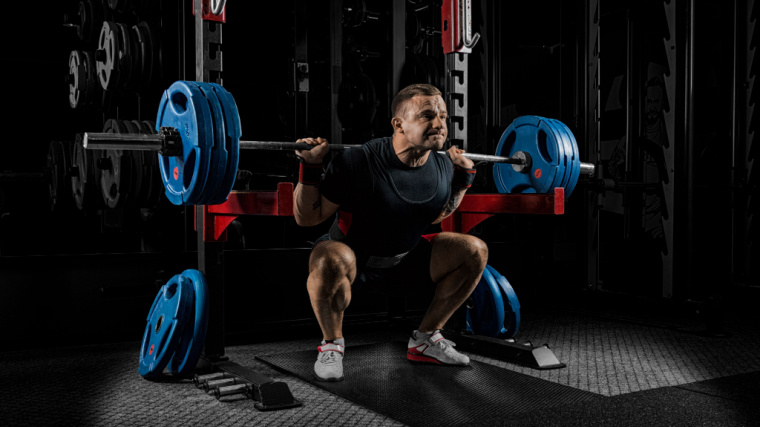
[191,0,565,411]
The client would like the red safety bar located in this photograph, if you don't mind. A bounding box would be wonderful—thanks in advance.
[192,0,226,23]
[197,183,564,242]
[440,187,564,234]
[195,182,294,242]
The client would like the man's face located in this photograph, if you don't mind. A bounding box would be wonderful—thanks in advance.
[398,95,448,150]
[645,85,663,125]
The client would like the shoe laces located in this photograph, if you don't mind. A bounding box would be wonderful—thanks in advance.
[431,337,458,353]
[319,349,341,364]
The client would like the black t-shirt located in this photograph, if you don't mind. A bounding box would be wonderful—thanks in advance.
[320,137,453,259]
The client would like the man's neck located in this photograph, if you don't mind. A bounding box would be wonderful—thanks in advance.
[392,134,431,167]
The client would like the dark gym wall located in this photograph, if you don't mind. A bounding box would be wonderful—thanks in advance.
[0,0,756,350]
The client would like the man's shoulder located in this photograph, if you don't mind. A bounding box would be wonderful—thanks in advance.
[363,136,392,151]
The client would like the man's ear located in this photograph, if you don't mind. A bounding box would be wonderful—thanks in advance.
[391,117,403,133]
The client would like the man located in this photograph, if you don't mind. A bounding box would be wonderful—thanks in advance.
[293,83,488,381]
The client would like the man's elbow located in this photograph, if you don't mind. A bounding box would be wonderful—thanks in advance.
[294,212,323,227]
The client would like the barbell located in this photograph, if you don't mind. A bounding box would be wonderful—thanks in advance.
[82,80,595,206]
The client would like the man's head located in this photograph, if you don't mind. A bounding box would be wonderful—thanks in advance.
[391,84,448,151]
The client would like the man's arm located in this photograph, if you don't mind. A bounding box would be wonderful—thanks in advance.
[294,182,340,226]
[432,146,476,224]
[433,186,469,224]
[292,137,341,226]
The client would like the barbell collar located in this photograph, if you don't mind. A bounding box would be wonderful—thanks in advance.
[580,162,595,177]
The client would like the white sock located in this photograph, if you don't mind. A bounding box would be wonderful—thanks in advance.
[413,330,436,342]
[321,338,345,347]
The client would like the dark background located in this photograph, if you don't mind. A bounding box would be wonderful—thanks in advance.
[0,0,756,351]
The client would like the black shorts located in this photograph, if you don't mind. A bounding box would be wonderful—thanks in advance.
[312,233,439,296]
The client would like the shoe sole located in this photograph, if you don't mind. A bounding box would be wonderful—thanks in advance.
[407,352,469,366]
[315,375,344,382]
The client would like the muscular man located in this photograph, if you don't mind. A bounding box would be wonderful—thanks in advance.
[293,84,488,381]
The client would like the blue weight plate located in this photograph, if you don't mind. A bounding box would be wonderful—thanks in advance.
[466,266,505,338]
[548,118,582,198]
[545,118,574,192]
[538,117,569,192]
[493,116,563,194]
[168,269,209,377]
[189,82,228,205]
[485,265,521,338]
[206,82,241,205]
[156,81,214,205]
[138,273,194,378]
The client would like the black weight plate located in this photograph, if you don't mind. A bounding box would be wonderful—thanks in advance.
[122,120,145,207]
[131,120,155,207]
[338,72,377,127]
[133,120,158,207]
[96,21,120,91]
[100,119,132,209]
[141,120,162,208]
[47,141,72,212]
[81,51,100,109]
[115,23,133,90]
[68,51,86,109]
[138,22,155,90]
[71,133,88,210]
[71,133,107,211]
[132,24,148,90]
[127,25,142,91]
[83,0,105,43]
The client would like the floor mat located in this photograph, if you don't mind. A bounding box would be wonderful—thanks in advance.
[257,341,600,427]
[675,371,760,404]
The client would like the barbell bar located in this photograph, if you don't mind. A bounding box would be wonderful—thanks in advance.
[81,80,595,206]
[83,133,544,166]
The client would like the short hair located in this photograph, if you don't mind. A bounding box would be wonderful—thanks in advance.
[391,83,442,118]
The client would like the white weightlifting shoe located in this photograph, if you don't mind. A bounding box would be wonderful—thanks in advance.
[407,330,470,366]
[314,338,345,382]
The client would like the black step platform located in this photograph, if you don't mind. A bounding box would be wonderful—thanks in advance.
[257,341,599,426]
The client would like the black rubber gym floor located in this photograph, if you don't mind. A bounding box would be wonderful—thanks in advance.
[2,307,759,426]
[257,341,599,426]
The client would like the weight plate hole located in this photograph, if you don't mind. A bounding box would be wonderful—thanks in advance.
[155,315,164,333]
[171,92,189,113]
[165,283,178,298]
[537,130,552,163]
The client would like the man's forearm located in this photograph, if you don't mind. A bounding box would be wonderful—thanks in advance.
[433,187,469,223]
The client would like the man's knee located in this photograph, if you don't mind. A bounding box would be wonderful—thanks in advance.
[440,232,488,266]
[309,241,357,281]
[467,235,489,267]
